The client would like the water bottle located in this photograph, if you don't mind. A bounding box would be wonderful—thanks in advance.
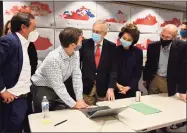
[41,96,49,119]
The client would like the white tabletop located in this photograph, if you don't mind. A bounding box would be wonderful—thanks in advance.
[28,109,135,132]
[96,93,186,132]
[93,116,135,132]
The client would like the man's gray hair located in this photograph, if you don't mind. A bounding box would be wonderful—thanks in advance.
[93,20,109,32]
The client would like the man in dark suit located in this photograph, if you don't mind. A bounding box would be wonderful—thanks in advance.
[143,24,187,102]
[80,20,117,105]
[0,12,38,132]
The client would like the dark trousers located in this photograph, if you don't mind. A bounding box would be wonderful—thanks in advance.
[0,93,32,133]
[30,84,69,113]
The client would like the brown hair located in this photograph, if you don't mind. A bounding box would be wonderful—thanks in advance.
[118,23,140,45]
[59,27,83,48]
[3,20,11,35]
[182,21,187,26]
[11,12,35,33]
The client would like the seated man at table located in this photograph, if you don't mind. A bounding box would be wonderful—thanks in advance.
[31,27,88,112]
[143,24,187,102]
[80,20,117,105]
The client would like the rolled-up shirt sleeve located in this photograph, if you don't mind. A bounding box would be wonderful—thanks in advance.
[43,57,76,108]
[72,52,83,101]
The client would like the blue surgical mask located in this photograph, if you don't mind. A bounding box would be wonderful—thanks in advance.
[92,33,102,43]
[120,38,132,47]
[75,43,82,51]
[180,30,187,38]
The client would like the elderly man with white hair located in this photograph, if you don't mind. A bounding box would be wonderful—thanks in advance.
[79,20,117,105]
[143,24,187,102]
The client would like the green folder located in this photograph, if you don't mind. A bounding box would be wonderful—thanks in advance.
[129,103,161,115]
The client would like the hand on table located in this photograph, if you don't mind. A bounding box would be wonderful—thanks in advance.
[179,93,186,102]
[0,90,17,103]
[106,88,115,101]
[74,100,89,109]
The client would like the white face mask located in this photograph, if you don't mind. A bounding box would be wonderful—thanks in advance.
[28,30,39,42]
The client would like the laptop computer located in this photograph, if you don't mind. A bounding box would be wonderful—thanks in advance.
[80,106,128,119]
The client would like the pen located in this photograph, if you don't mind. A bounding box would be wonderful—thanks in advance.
[54,119,67,127]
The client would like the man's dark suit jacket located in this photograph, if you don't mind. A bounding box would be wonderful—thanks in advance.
[80,38,117,97]
[0,33,38,91]
[143,39,187,96]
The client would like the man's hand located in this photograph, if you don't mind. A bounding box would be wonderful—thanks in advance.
[179,93,186,102]
[74,100,89,109]
[119,86,131,95]
[106,88,115,101]
[0,90,17,103]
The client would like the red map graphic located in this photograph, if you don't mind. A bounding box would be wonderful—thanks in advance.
[133,14,157,25]
[5,2,52,16]
[136,39,152,50]
[60,6,95,21]
[160,18,181,27]
[105,10,127,24]
[34,36,52,50]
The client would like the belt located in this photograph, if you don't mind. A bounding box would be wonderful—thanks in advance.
[156,74,167,78]
[17,93,29,99]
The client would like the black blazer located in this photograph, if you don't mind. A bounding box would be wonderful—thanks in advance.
[115,46,143,98]
[80,38,117,97]
[143,39,187,96]
[28,42,38,76]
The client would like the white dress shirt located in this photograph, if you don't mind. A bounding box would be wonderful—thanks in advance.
[1,32,31,96]
[31,46,83,108]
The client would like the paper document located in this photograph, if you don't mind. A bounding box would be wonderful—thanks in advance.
[129,103,161,115]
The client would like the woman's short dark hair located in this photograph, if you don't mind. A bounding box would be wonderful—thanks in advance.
[118,24,140,45]
[59,27,83,48]
[11,12,35,33]
[182,21,187,26]
[3,20,11,35]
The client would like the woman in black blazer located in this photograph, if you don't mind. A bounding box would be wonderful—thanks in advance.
[3,20,38,76]
[115,24,143,99]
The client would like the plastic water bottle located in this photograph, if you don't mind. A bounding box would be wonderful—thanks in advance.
[41,96,49,119]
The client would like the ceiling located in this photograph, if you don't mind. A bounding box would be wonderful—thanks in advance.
[152,1,186,8]
[2,0,187,8]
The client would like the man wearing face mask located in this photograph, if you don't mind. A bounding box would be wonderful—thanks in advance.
[179,21,187,41]
[80,20,117,105]
[143,24,187,102]
[31,27,88,112]
[0,12,38,132]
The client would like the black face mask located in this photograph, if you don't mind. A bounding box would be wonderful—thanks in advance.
[160,38,172,47]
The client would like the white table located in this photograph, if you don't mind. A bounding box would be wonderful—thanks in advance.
[28,109,135,132]
[93,116,135,132]
[97,93,186,132]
